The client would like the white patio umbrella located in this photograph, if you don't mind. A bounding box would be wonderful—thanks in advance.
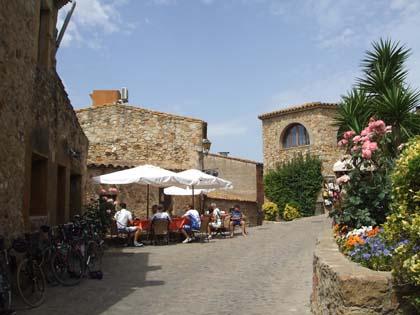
[92,164,194,217]
[163,186,214,196]
[176,169,233,209]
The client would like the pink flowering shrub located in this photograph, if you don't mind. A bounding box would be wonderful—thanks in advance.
[332,118,394,228]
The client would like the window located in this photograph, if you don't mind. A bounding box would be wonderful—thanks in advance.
[282,124,310,148]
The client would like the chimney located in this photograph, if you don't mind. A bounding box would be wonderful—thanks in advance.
[90,90,121,107]
[218,152,229,157]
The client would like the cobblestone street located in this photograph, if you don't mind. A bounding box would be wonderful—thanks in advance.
[21,216,329,315]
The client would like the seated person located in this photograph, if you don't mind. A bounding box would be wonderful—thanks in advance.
[180,204,201,244]
[150,204,159,219]
[207,202,222,239]
[229,204,247,237]
[151,204,171,222]
[114,202,144,247]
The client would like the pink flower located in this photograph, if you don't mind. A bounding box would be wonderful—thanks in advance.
[351,145,360,153]
[397,143,406,151]
[362,140,371,149]
[338,139,348,147]
[361,128,370,136]
[108,187,118,194]
[385,125,392,133]
[368,142,378,151]
[353,135,362,143]
[343,130,356,140]
[362,149,372,159]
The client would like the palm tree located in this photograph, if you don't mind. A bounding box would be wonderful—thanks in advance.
[334,88,372,136]
[335,38,420,146]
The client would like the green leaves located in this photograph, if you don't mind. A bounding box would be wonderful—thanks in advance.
[335,38,420,151]
[264,154,323,218]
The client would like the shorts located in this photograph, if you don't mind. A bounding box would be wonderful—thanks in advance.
[118,226,138,233]
[183,224,200,231]
[232,220,242,226]
[209,222,222,229]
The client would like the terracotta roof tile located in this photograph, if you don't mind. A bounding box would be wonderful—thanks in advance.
[258,102,338,120]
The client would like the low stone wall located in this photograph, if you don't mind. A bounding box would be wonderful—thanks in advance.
[311,229,404,315]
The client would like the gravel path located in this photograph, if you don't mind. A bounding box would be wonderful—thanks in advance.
[21,215,330,315]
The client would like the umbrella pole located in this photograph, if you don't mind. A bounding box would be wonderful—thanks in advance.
[192,186,195,209]
[146,184,150,218]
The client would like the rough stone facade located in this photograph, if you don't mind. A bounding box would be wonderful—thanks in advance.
[76,104,205,170]
[311,229,410,314]
[0,0,88,239]
[259,102,343,176]
[77,99,263,223]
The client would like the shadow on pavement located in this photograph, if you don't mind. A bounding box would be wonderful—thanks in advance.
[19,251,163,315]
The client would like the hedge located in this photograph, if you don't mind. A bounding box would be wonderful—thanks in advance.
[264,154,323,218]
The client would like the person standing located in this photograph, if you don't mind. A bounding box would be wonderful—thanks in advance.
[114,203,144,247]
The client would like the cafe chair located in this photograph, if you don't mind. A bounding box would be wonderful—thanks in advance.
[192,216,210,242]
[152,219,170,245]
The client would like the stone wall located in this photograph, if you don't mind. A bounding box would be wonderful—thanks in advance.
[76,104,206,171]
[0,0,88,238]
[204,198,261,226]
[311,229,408,315]
[260,104,343,176]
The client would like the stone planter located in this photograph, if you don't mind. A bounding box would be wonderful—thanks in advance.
[311,229,408,315]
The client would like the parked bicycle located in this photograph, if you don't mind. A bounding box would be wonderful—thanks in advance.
[13,233,46,308]
[0,236,15,315]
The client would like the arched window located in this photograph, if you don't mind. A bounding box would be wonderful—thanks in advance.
[282,124,310,148]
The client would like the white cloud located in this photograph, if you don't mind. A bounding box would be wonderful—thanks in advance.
[57,0,134,48]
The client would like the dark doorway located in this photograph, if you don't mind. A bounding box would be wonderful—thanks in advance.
[56,165,66,224]
[159,188,172,213]
[69,173,82,219]
[29,153,48,216]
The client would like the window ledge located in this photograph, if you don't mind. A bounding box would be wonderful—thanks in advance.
[280,144,311,151]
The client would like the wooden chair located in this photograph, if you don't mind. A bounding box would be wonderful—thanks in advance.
[214,215,231,238]
[151,220,169,245]
[192,216,210,242]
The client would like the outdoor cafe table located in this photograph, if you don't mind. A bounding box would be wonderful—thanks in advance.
[133,217,189,232]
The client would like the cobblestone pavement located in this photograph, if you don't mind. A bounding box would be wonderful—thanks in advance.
[21,215,330,315]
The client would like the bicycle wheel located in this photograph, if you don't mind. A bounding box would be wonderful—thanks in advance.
[86,241,103,272]
[16,258,46,308]
[40,249,59,287]
[51,247,83,286]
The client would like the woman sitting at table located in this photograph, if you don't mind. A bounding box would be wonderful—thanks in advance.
[180,204,201,244]
[151,204,171,222]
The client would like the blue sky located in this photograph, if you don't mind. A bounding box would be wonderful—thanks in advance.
[57,0,420,161]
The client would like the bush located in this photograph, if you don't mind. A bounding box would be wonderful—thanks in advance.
[383,136,420,308]
[264,154,323,217]
[262,202,278,221]
[283,203,300,221]
[331,119,394,228]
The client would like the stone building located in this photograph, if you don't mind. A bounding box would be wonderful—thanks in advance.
[0,0,89,238]
[76,90,263,225]
[259,102,342,176]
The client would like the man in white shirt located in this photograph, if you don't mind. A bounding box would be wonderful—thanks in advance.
[180,204,201,243]
[114,203,143,247]
[151,204,171,222]
[207,202,222,239]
